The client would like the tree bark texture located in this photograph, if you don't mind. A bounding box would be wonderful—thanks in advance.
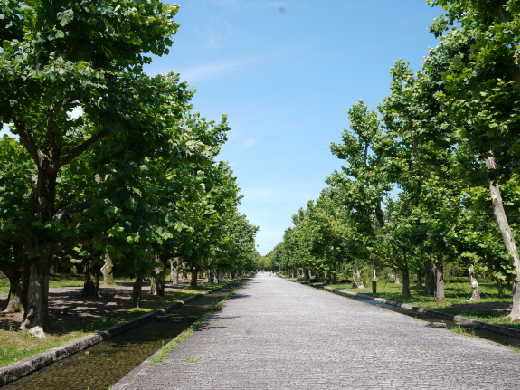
[415,272,423,289]
[170,257,180,285]
[496,275,504,299]
[486,156,520,319]
[20,257,51,334]
[150,255,165,297]
[101,254,114,285]
[401,252,412,297]
[132,277,142,308]
[355,257,365,289]
[2,264,24,313]
[75,264,85,274]
[401,267,412,298]
[20,170,57,334]
[82,260,100,298]
[469,264,480,301]
[424,261,436,295]
[191,267,199,288]
[435,253,447,305]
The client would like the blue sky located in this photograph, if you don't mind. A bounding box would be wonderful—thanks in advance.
[1,1,442,255]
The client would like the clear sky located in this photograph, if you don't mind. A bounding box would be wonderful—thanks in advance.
[1,1,442,255]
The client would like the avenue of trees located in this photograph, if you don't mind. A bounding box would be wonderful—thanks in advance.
[0,0,259,337]
[271,0,520,321]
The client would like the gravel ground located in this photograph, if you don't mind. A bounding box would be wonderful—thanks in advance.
[116,273,520,389]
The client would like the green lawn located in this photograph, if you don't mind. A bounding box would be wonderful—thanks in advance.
[325,280,520,330]
[0,274,240,368]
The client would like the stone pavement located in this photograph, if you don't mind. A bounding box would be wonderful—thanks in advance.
[115,274,520,389]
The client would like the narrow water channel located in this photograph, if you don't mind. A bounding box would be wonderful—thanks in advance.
[3,286,242,390]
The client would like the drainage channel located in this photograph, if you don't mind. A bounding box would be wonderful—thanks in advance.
[3,285,244,390]
[309,285,520,352]
[354,296,520,350]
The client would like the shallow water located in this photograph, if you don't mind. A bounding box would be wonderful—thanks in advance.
[3,287,239,390]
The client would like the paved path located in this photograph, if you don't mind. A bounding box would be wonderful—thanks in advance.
[115,274,520,389]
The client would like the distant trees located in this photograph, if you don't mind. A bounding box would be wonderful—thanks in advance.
[0,0,259,336]
[272,0,520,321]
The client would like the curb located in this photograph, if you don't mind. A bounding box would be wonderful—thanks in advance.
[0,280,241,387]
[289,279,520,340]
[111,277,250,390]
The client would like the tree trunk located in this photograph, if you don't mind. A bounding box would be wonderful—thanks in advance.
[101,254,114,285]
[304,268,309,281]
[424,261,436,295]
[231,271,236,280]
[496,276,504,299]
[18,161,58,336]
[170,257,180,285]
[82,260,100,298]
[132,277,142,308]
[182,265,187,282]
[486,155,520,319]
[355,257,364,289]
[150,255,165,297]
[401,267,412,298]
[157,261,166,297]
[75,263,85,274]
[435,253,447,305]
[191,267,199,289]
[3,265,24,313]
[469,264,480,301]
[20,257,51,335]
[415,272,422,289]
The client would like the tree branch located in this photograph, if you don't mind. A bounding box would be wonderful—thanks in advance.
[54,200,92,219]
[12,118,42,167]
[56,127,110,169]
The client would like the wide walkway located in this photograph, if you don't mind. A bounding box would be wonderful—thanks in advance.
[115,274,520,389]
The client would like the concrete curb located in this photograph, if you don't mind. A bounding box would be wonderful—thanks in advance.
[291,280,520,340]
[0,280,241,387]
[111,277,250,390]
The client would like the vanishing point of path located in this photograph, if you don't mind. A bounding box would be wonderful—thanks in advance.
[115,274,520,389]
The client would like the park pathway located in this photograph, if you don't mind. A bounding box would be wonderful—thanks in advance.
[114,274,520,389]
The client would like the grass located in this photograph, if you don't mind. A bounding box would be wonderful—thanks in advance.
[325,280,520,330]
[180,357,202,363]
[0,276,9,295]
[0,273,239,368]
[450,326,478,338]
[148,286,242,365]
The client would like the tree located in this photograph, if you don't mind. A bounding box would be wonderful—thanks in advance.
[426,0,520,318]
[0,0,188,334]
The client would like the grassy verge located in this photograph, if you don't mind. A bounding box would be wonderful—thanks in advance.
[149,286,241,365]
[325,280,520,330]
[0,276,239,368]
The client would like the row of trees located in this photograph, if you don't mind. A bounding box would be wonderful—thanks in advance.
[0,0,259,336]
[271,0,520,321]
